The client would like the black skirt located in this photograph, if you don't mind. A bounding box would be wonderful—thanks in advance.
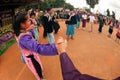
[27,55,43,78]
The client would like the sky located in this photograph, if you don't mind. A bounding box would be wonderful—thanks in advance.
[66,0,120,9]
[66,0,120,19]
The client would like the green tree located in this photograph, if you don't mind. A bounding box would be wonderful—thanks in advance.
[86,0,99,8]
[39,2,49,11]
[38,0,62,10]
[25,4,38,11]
[53,0,65,7]
[27,0,74,11]
[65,3,74,9]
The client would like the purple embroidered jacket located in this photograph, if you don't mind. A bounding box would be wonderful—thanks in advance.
[19,34,58,56]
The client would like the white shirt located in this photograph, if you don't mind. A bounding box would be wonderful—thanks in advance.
[82,14,87,20]
[89,15,95,23]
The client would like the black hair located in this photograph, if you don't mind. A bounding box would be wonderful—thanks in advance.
[70,8,74,11]
[43,10,46,13]
[30,12,36,18]
[13,12,28,36]
[99,14,103,17]
[46,7,52,12]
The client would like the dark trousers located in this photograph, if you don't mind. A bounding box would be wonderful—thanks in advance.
[27,55,43,78]
[108,26,113,34]
[98,25,103,33]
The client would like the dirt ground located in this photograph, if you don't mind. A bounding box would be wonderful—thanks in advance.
[0,21,120,80]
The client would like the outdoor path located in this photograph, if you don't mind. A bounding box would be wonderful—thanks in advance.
[1,21,120,80]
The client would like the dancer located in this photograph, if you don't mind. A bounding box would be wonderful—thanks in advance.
[82,12,87,30]
[89,13,96,32]
[98,15,104,33]
[65,10,76,40]
[107,19,115,37]
[45,8,56,44]
[53,12,60,34]
[13,12,61,80]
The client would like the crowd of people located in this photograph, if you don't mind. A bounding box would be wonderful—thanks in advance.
[21,8,120,43]
[13,7,120,80]
[64,9,120,42]
[13,7,66,80]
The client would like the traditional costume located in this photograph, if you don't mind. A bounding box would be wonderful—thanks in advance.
[98,16,104,33]
[82,13,87,28]
[15,31,58,80]
[43,13,55,44]
[65,14,76,37]
[53,13,60,34]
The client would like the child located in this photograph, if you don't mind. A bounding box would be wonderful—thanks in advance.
[13,12,59,80]
[82,12,87,30]
[107,19,115,37]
